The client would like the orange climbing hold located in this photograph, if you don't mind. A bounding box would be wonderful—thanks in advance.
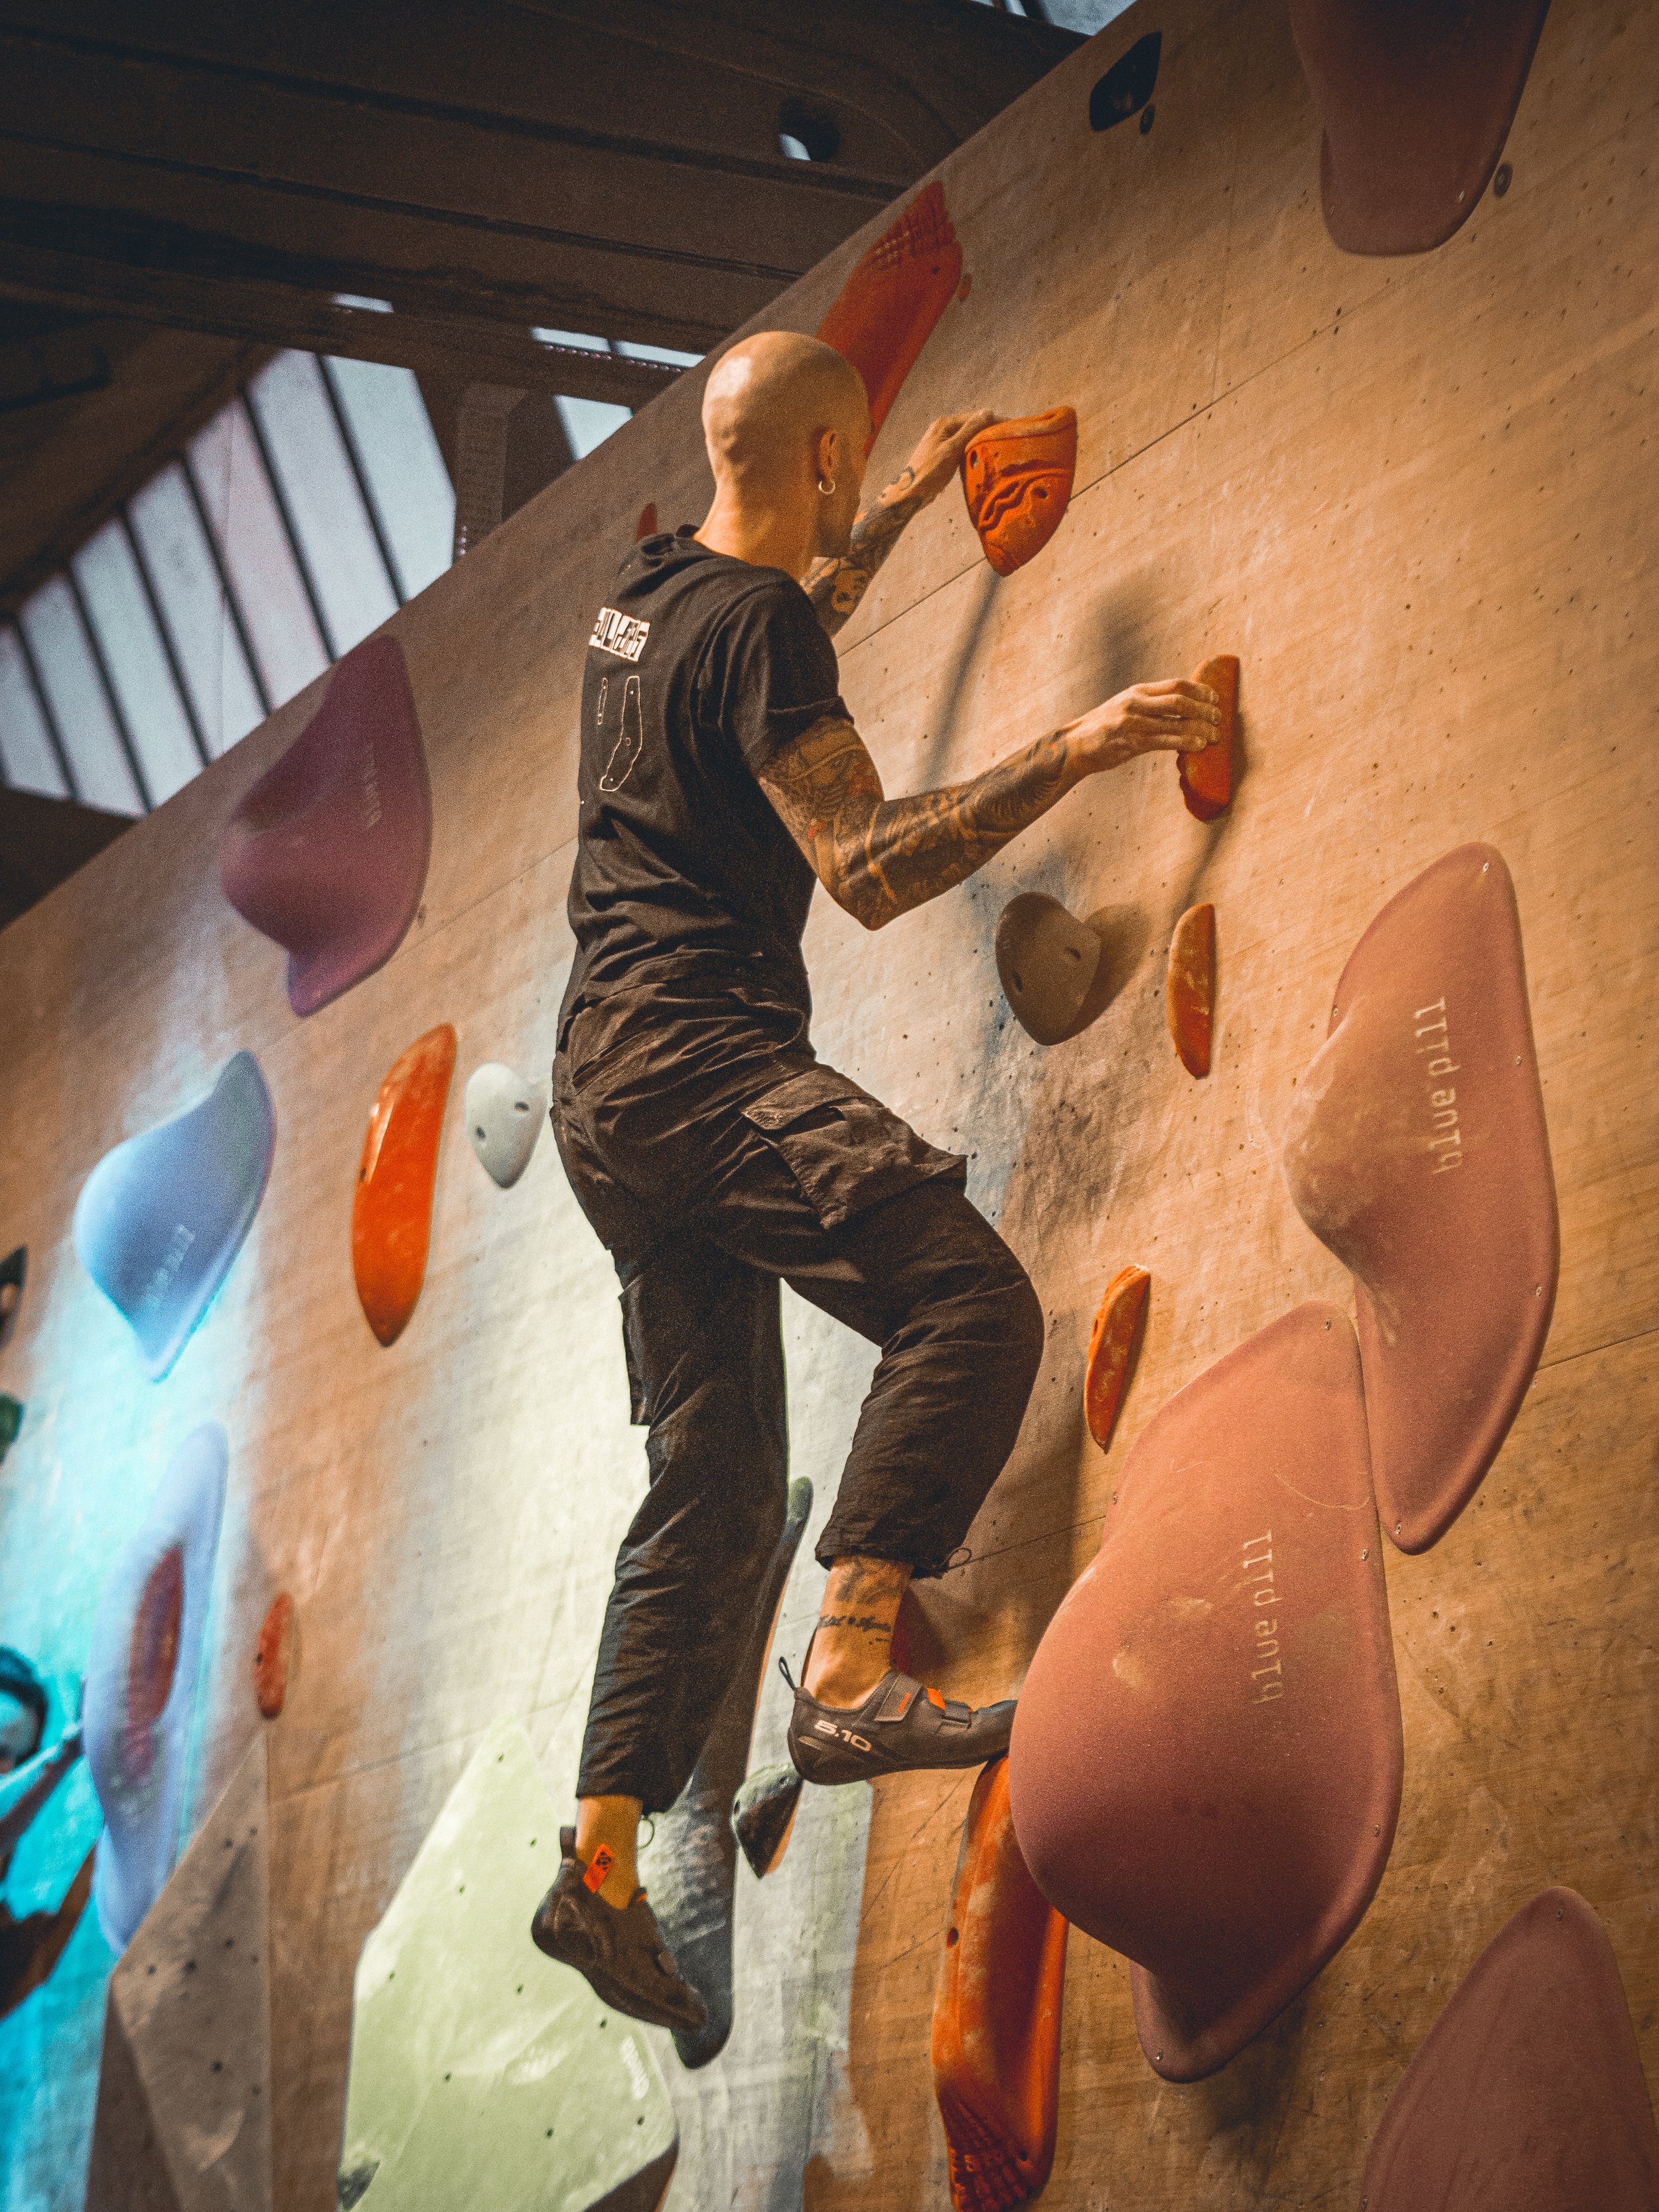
[1166,904,1215,1078]
[122,1549,182,1787]
[352,1024,457,1347]
[932,1757,1068,2212]
[960,408,1077,578]
[253,1592,295,1720]
[816,182,963,437]
[1179,654,1240,822]
[1084,1266,1150,1452]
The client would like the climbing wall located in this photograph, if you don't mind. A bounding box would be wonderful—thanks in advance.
[0,0,1654,2203]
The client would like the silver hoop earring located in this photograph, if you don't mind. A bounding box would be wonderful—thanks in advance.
[818,475,836,496]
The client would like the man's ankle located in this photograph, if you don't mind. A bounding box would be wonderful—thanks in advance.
[801,1653,889,1709]
[574,1796,642,1909]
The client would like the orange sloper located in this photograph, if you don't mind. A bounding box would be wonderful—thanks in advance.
[1084,1266,1150,1453]
[352,1023,457,1347]
[932,1757,1068,2212]
[816,181,963,437]
[1166,903,1215,1078]
[1179,654,1240,822]
[960,407,1078,578]
[253,1591,295,1720]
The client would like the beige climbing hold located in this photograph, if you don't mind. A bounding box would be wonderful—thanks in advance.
[996,894,1102,1045]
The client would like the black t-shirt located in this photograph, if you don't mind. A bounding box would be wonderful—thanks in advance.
[559,529,847,1031]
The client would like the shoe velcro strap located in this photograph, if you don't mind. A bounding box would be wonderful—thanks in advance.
[924,1686,972,1726]
[873,1676,920,1723]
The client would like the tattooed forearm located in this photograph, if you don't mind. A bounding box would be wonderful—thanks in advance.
[816,1614,899,1636]
[759,713,1083,930]
[806,478,924,637]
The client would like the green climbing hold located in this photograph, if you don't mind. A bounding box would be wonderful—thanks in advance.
[336,1718,678,2209]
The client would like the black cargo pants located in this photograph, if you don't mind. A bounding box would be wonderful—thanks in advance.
[552,974,1045,1813]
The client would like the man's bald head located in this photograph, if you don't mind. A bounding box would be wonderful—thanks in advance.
[701,332,871,559]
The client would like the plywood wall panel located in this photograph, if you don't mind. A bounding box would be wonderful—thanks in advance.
[1,0,1654,2201]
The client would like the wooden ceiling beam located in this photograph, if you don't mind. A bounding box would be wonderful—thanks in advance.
[0,0,1078,373]
[0,253,684,407]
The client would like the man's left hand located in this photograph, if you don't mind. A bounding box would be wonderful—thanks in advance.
[884,411,1000,506]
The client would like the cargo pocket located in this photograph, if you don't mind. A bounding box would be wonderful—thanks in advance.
[741,1065,966,1230]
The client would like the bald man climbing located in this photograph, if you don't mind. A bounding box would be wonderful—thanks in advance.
[532,332,1218,2029]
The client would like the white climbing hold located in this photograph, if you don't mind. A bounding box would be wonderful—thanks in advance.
[463,1063,547,1189]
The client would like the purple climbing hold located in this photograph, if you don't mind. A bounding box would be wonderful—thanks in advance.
[219,633,433,1018]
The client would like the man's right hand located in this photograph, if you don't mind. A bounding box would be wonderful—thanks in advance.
[1062,679,1220,775]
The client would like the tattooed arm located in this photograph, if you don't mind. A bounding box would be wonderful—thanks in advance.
[758,681,1221,930]
[807,409,996,637]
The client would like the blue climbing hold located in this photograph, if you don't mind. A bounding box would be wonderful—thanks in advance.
[72,1053,275,1380]
[83,1424,228,1953]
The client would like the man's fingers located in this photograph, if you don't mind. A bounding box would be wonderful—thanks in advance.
[1132,678,1220,706]
[1136,689,1221,723]
[933,409,998,443]
[1116,715,1214,752]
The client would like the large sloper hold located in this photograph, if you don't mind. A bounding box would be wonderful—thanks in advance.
[816,182,963,438]
[1084,1265,1150,1453]
[1179,654,1240,822]
[352,1024,457,1347]
[1165,903,1215,1078]
[84,1425,228,1954]
[960,408,1078,578]
[1280,844,1557,1552]
[645,1475,812,2069]
[219,634,433,1018]
[463,1063,548,1190]
[1288,0,1552,256]
[73,1054,276,1380]
[932,1757,1068,2212]
[1362,1888,1659,2211]
[1009,1304,1402,2082]
[995,893,1101,1045]
[336,1717,678,2211]
[84,1736,273,2212]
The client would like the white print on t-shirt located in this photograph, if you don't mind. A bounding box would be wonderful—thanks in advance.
[597,671,644,792]
[590,606,650,662]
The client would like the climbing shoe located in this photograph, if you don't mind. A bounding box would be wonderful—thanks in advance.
[786,1665,1016,1787]
[530,1828,708,2034]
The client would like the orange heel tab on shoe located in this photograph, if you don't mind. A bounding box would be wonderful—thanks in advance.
[583,1843,615,1894]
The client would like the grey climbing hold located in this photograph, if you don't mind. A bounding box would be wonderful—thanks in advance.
[463,1064,548,1189]
[731,1765,805,1881]
[645,1476,812,2069]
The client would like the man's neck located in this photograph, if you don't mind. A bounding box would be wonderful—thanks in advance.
[695,490,818,583]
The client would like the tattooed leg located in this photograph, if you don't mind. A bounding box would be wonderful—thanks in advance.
[802,1555,913,1706]
[806,474,924,638]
